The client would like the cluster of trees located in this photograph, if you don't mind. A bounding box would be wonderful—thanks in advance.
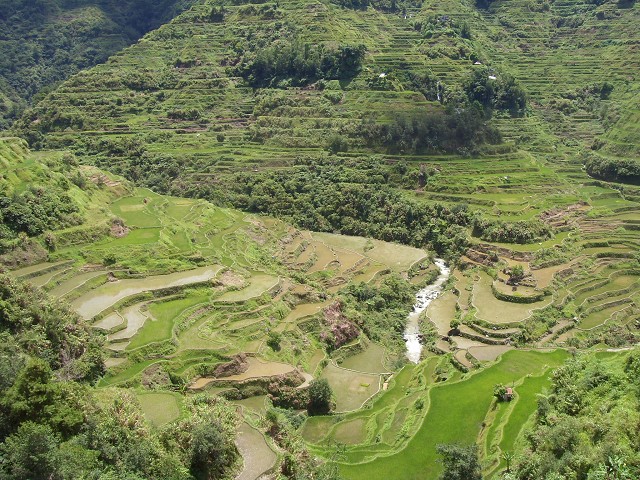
[307,378,334,415]
[264,405,341,479]
[508,352,640,479]
[419,15,472,40]
[436,443,482,480]
[0,186,83,241]
[0,274,240,479]
[0,147,88,254]
[0,0,195,128]
[333,0,422,12]
[235,41,366,87]
[475,0,497,9]
[472,218,552,244]
[463,66,527,117]
[183,157,473,259]
[366,107,502,155]
[584,154,640,185]
[342,274,417,348]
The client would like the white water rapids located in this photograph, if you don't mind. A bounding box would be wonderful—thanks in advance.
[404,258,450,363]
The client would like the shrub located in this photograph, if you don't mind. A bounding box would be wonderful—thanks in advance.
[307,378,333,415]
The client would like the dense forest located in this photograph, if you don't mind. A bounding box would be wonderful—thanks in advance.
[584,154,640,185]
[175,157,475,259]
[509,353,640,479]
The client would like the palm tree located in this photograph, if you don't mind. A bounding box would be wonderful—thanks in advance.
[502,451,515,473]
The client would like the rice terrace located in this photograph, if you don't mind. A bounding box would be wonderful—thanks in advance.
[0,0,640,478]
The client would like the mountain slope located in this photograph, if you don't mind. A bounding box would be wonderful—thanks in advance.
[0,0,197,129]
[11,0,640,208]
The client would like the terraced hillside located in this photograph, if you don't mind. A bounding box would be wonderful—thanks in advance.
[10,0,640,358]
[4,0,640,478]
[2,137,446,477]
[0,0,198,129]
[12,0,640,262]
[14,0,640,165]
[1,138,431,375]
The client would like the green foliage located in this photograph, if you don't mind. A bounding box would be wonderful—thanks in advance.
[333,0,421,12]
[326,134,349,154]
[267,331,282,351]
[202,157,472,258]
[0,274,104,381]
[464,66,527,117]
[0,359,85,438]
[1,375,239,479]
[510,264,525,280]
[473,218,552,244]
[475,0,497,9]
[435,443,482,480]
[0,0,196,128]
[0,139,91,254]
[493,383,507,400]
[308,378,333,415]
[189,421,237,479]
[236,41,365,87]
[0,186,82,238]
[585,154,640,185]
[343,274,416,347]
[209,5,225,22]
[369,108,502,155]
[0,422,62,480]
[512,352,640,479]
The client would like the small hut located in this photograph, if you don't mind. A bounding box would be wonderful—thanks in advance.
[504,387,514,402]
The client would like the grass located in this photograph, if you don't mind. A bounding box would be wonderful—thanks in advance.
[333,418,369,445]
[313,232,428,272]
[472,272,552,325]
[338,343,389,374]
[339,350,569,480]
[110,195,161,228]
[127,293,209,350]
[99,360,159,387]
[580,303,633,330]
[215,274,279,302]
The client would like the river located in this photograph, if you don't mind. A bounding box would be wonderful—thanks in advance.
[404,258,450,363]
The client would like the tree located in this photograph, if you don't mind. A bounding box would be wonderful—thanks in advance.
[190,420,237,480]
[326,134,349,154]
[436,443,482,480]
[493,383,507,401]
[267,331,282,351]
[0,422,59,479]
[502,451,515,473]
[307,378,333,415]
[509,264,525,283]
[0,358,85,438]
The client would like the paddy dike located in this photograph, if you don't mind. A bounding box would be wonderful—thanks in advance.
[189,357,297,390]
[71,265,222,320]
